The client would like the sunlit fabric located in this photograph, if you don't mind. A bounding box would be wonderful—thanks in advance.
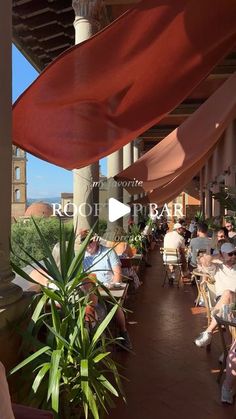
[13,0,236,169]
[117,73,236,204]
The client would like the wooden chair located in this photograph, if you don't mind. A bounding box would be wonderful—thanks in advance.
[160,248,183,287]
[191,270,216,325]
[203,277,216,325]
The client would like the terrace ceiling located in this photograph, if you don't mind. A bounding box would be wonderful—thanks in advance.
[13,0,236,153]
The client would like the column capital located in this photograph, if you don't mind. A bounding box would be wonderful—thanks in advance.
[72,0,104,31]
[133,137,143,146]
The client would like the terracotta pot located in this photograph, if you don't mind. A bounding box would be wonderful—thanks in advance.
[130,246,137,256]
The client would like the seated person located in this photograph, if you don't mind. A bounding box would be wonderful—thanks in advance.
[178,219,192,246]
[104,228,141,289]
[183,226,192,247]
[225,220,236,242]
[160,218,169,235]
[83,235,132,350]
[188,219,196,235]
[211,228,229,254]
[213,236,229,256]
[163,222,187,274]
[221,338,236,404]
[194,242,236,347]
[189,223,211,269]
[30,242,104,328]
[189,216,199,238]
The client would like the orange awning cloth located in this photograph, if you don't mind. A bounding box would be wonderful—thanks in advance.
[13,0,236,169]
[132,145,216,206]
[116,72,236,204]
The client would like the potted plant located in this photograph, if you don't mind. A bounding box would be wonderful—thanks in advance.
[212,186,236,213]
[10,219,125,419]
[127,225,143,254]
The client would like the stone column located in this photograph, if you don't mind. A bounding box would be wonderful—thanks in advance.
[133,139,139,164]
[212,184,221,217]
[224,122,235,187]
[199,168,205,217]
[205,185,212,219]
[72,0,103,245]
[123,142,132,229]
[106,149,123,233]
[132,139,140,222]
[0,0,23,308]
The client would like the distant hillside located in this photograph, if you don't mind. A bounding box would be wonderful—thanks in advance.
[27,197,60,206]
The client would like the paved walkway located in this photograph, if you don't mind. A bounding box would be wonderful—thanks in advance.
[109,248,234,419]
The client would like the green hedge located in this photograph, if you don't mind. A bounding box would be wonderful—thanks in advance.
[11,218,72,267]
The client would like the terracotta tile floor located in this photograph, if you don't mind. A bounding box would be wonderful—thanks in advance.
[109,249,235,419]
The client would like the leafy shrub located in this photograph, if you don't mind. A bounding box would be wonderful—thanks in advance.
[11,217,73,267]
[98,219,107,236]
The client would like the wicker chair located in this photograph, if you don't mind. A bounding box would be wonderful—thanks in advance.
[160,247,183,287]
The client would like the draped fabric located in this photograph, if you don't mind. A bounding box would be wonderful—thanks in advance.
[13,0,236,169]
[117,73,236,205]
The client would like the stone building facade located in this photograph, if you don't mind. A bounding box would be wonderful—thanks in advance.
[11,146,27,219]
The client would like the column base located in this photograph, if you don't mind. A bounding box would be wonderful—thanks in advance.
[0,293,33,369]
[0,282,23,308]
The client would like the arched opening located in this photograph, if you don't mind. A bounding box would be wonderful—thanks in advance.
[16,147,21,157]
[15,189,20,201]
[15,166,20,180]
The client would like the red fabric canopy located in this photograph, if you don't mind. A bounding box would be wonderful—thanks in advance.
[117,72,236,203]
[13,0,236,169]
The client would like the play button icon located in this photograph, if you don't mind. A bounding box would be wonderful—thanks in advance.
[108,198,131,222]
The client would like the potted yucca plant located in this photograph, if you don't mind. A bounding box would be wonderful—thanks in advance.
[127,225,143,254]
[10,219,125,419]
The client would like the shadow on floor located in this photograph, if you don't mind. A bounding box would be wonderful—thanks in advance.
[109,249,234,419]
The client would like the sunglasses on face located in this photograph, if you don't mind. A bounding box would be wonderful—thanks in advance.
[226,225,232,228]
[217,235,225,239]
[227,251,236,257]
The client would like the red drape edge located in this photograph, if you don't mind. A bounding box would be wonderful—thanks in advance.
[13,0,236,169]
[117,72,236,205]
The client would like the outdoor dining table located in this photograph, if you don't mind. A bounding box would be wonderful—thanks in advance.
[99,283,129,306]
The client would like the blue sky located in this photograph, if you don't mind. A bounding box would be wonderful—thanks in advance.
[12,45,107,199]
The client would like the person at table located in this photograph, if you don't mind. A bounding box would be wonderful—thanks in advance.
[225,219,236,246]
[83,235,132,350]
[225,219,236,239]
[194,242,236,347]
[29,241,104,325]
[163,222,187,274]
[211,229,229,255]
[188,217,199,238]
[103,226,141,288]
[161,218,169,235]
[189,223,211,270]
[179,219,191,246]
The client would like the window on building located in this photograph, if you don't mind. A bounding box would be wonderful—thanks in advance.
[15,189,20,201]
[16,147,21,157]
[15,166,20,180]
